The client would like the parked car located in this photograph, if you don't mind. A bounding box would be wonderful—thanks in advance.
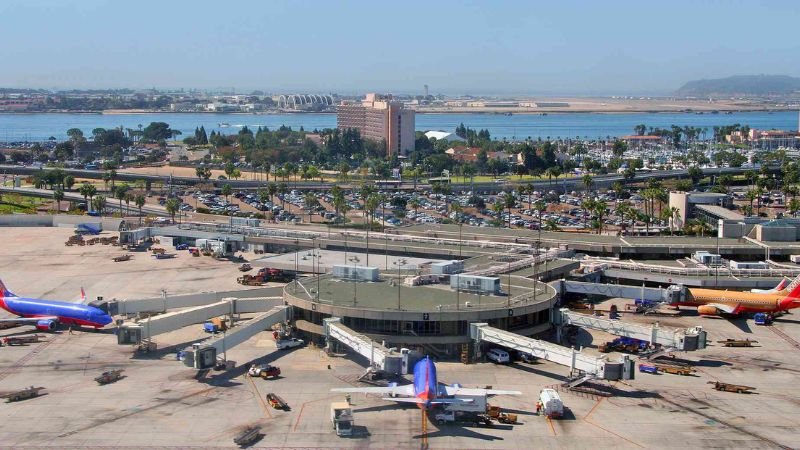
[276,338,305,350]
[486,348,510,364]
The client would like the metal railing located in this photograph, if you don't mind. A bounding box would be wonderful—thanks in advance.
[584,259,800,278]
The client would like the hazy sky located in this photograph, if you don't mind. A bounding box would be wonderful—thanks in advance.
[1,0,798,95]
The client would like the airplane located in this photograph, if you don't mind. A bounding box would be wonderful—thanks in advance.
[674,274,800,316]
[331,357,521,409]
[0,279,113,331]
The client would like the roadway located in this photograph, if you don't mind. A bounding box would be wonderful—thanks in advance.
[0,164,776,192]
[0,186,169,216]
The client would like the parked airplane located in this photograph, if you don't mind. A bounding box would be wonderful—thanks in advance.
[0,280,113,330]
[331,357,521,408]
[677,274,800,316]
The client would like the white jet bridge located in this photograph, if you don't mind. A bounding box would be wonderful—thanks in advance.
[469,323,633,381]
[554,280,684,303]
[117,297,284,345]
[323,318,410,376]
[183,305,290,370]
[554,308,707,351]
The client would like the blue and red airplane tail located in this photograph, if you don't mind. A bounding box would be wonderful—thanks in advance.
[0,279,16,298]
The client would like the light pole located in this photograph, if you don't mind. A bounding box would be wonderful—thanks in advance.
[349,255,360,306]
[393,258,407,311]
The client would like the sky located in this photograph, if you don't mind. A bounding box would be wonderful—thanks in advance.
[1,0,799,96]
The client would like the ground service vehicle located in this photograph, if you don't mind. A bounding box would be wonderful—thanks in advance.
[203,317,227,333]
[487,406,518,424]
[655,364,695,376]
[95,369,124,385]
[248,364,280,378]
[112,254,131,262]
[276,338,304,350]
[435,410,494,427]
[2,335,42,346]
[718,339,757,347]
[2,386,45,402]
[233,426,260,447]
[708,381,755,394]
[238,263,252,272]
[267,393,289,410]
[754,313,772,325]
[331,402,353,436]
[486,348,510,364]
[539,388,564,418]
[638,363,659,374]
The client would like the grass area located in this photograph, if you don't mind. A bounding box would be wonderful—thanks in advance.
[0,193,50,215]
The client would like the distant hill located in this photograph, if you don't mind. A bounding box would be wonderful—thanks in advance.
[675,75,800,97]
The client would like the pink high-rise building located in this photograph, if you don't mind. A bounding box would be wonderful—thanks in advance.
[337,93,415,157]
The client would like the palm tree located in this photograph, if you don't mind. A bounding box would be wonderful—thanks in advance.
[304,192,318,223]
[582,174,593,197]
[543,218,560,231]
[491,202,505,226]
[525,183,535,210]
[92,195,106,216]
[450,202,463,223]
[165,198,181,223]
[409,198,420,216]
[591,200,607,234]
[115,184,129,216]
[278,183,288,208]
[53,188,64,214]
[135,194,146,225]
[79,183,97,213]
[124,192,134,216]
[581,198,595,229]
[503,192,515,228]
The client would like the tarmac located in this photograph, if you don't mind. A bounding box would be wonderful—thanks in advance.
[1,227,800,448]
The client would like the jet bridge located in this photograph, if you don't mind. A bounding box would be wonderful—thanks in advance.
[555,280,685,303]
[183,306,290,370]
[323,318,410,375]
[117,297,285,345]
[469,323,633,381]
[554,308,707,351]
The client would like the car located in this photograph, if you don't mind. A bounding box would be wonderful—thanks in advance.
[517,352,538,364]
[276,338,305,350]
[175,243,189,250]
[248,364,281,378]
[486,348,510,364]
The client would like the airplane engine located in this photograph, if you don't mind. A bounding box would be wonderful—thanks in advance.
[451,383,462,389]
[36,319,57,331]
[697,305,720,316]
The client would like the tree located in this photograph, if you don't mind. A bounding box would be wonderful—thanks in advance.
[125,192,134,216]
[304,192,319,223]
[221,184,232,205]
[267,183,278,206]
[503,192,516,228]
[135,194,146,225]
[64,175,75,191]
[491,201,505,227]
[79,183,97,211]
[675,179,693,192]
[115,184,129,216]
[582,174,593,197]
[92,195,106,216]
[165,198,181,223]
[53,188,64,214]
[687,166,704,186]
[789,198,800,218]
[545,166,562,186]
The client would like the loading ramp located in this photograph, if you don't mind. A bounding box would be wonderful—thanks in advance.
[554,308,707,351]
[117,297,285,345]
[469,323,633,381]
[182,306,290,370]
[554,280,684,303]
[323,318,411,376]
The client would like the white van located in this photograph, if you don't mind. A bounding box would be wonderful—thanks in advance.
[486,348,510,364]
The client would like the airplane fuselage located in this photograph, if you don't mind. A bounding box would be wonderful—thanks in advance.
[412,358,439,408]
[0,295,112,328]
[680,288,800,314]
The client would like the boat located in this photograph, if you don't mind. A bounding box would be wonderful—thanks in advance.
[218,122,231,128]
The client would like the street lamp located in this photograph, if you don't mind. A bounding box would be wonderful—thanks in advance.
[348,255,360,306]
[393,258,407,310]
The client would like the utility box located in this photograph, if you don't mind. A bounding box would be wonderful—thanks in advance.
[431,260,464,275]
[450,275,501,295]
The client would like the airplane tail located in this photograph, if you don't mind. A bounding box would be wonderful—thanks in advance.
[780,274,800,299]
[80,287,86,304]
[0,279,16,298]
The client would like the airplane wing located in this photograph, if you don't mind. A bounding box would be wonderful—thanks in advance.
[331,384,416,397]
[442,386,522,397]
[383,397,474,404]
[705,303,740,315]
